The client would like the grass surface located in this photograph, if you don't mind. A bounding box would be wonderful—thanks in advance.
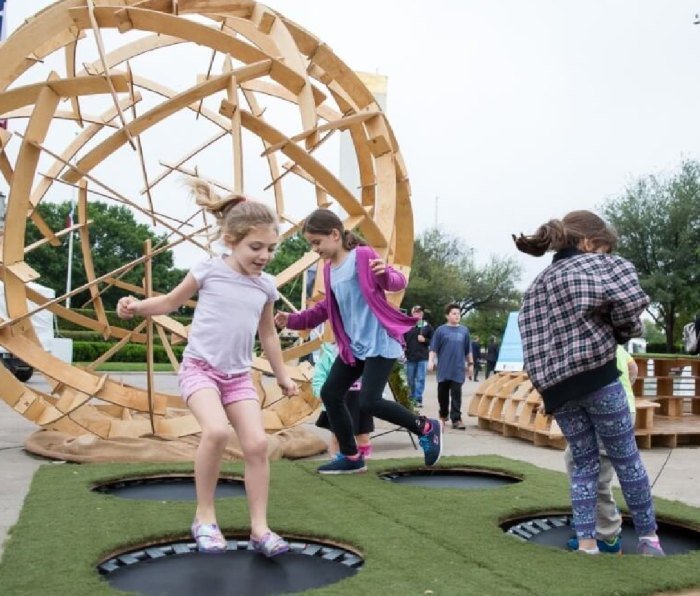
[0,456,699,595]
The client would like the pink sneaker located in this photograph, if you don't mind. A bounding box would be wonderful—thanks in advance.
[358,444,373,460]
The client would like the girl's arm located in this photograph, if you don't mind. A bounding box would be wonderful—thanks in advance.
[276,300,329,331]
[259,302,298,396]
[117,273,198,319]
[362,246,406,292]
[627,355,639,384]
[607,258,650,343]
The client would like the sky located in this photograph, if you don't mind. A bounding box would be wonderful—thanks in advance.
[5,0,700,289]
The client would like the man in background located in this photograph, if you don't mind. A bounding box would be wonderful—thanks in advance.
[403,305,433,408]
[471,335,482,382]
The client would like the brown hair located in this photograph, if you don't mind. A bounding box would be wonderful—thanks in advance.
[187,179,278,243]
[444,302,461,315]
[512,210,617,257]
[302,208,365,251]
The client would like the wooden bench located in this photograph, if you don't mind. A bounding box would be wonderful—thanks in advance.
[634,398,660,431]
[649,395,686,418]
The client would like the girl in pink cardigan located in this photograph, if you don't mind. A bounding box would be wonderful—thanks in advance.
[275,209,442,474]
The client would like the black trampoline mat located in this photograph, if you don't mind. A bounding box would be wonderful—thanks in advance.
[93,476,245,501]
[382,469,521,489]
[100,541,361,596]
[507,516,700,555]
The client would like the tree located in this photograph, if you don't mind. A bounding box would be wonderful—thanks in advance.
[24,201,188,310]
[265,233,312,308]
[602,160,700,351]
[463,301,519,345]
[402,228,522,327]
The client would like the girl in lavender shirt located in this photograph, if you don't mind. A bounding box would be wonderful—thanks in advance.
[275,209,443,474]
[117,180,297,557]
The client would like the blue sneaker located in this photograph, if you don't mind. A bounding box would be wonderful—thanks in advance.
[418,417,442,466]
[317,453,367,475]
[567,535,622,554]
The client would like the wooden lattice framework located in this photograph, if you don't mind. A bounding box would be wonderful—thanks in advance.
[0,0,413,439]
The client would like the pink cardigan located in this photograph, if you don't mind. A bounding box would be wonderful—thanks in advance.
[287,246,417,364]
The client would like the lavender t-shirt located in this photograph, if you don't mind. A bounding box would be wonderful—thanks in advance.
[183,257,278,374]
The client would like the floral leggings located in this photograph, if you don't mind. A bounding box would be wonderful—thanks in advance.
[553,381,657,540]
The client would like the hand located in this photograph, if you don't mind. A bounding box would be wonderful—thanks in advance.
[274,311,289,329]
[278,377,298,397]
[369,258,386,276]
[117,296,140,320]
[428,361,435,372]
[417,335,426,343]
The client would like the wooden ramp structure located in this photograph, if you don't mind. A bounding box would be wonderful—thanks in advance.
[468,372,566,450]
[0,1,412,440]
[468,363,700,450]
[632,356,700,449]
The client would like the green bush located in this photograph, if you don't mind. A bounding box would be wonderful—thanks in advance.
[645,342,682,354]
[58,309,192,332]
[72,341,185,363]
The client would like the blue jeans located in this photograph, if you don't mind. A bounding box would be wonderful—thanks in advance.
[553,381,657,540]
[405,360,427,403]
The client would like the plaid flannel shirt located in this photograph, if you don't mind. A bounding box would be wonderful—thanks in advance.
[519,249,649,412]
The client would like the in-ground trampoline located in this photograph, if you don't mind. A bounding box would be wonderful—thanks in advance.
[503,514,700,555]
[380,467,522,489]
[92,475,245,501]
[98,537,363,596]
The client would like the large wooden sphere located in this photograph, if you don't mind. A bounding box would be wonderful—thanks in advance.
[0,0,412,438]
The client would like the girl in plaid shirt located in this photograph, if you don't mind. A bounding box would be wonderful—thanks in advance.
[515,210,664,556]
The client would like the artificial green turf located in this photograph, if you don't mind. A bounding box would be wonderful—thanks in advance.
[0,456,699,595]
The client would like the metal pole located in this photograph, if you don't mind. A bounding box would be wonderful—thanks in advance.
[65,224,74,308]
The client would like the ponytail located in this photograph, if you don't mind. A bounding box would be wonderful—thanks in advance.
[513,210,616,256]
[186,178,277,242]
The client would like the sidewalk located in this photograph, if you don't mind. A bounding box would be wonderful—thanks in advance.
[1,372,699,560]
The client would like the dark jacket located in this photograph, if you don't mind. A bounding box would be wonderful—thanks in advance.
[404,322,433,361]
[486,341,499,363]
[519,248,648,413]
[471,340,482,362]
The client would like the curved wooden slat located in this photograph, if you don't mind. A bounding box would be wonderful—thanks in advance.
[0,74,129,117]
[68,6,305,93]
[61,62,271,184]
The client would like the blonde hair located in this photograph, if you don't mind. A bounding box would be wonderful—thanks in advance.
[187,179,278,243]
[512,210,618,257]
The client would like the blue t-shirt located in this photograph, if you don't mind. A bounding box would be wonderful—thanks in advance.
[430,324,471,383]
[330,249,403,360]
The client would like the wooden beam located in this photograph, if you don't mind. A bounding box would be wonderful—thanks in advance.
[0,75,129,117]
[61,62,270,184]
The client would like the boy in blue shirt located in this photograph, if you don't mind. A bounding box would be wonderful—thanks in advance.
[428,303,473,429]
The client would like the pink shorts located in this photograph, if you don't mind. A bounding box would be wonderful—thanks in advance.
[178,358,258,406]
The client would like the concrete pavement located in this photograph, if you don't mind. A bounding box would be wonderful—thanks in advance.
[1,372,699,561]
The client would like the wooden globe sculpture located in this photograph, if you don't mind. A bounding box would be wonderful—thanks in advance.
[0,0,413,441]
